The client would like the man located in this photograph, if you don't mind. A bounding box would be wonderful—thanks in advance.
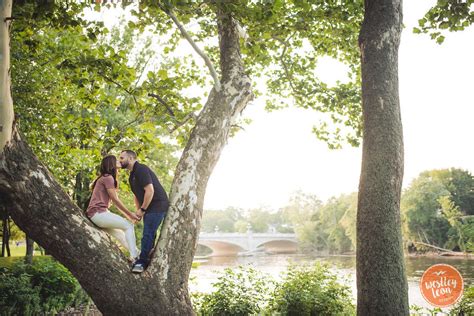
[119,150,169,273]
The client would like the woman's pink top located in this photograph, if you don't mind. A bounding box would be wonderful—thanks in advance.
[86,175,115,218]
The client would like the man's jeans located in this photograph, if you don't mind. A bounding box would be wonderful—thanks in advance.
[137,211,166,266]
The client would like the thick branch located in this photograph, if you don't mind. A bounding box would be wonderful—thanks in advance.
[149,6,253,311]
[217,7,245,84]
[159,5,221,91]
[0,135,175,314]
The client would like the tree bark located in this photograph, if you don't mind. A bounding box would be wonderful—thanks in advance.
[2,214,11,257]
[0,3,252,315]
[25,235,34,264]
[0,0,13,149]
[357,0,409,315]
[148,6,253,313]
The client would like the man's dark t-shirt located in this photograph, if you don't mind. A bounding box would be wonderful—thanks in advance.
[129,162,169,213]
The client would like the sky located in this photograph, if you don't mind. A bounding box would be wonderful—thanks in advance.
[203,1,474,210]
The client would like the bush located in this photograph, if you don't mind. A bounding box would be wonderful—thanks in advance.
[195,265,275,315]
[268,262,355,316]
[0,268,42,315]
[0,257,90,315]
[450,285,474,315]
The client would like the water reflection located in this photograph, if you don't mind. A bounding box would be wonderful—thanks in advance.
[190,254,473,310]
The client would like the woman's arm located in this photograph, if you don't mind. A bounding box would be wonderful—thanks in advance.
[107,188,139,222]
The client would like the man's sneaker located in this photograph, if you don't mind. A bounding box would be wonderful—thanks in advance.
[131,263,144,273]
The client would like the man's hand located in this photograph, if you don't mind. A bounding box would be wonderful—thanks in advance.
[126,212,141,224]
[130,213,141,223]
[136,208,144,218]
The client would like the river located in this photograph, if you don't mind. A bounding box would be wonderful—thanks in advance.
[189,254,473,311]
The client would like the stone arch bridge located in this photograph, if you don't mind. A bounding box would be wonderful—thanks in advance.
[198,231,298,256]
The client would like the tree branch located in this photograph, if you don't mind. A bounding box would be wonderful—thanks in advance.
[158,4,221,91]
[97,71,139,108]
[167,112,197,133]
[148,92,197,133]
[148,92,175,116]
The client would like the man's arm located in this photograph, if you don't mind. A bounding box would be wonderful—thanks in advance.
[134,195,140,210]
[107,188,140,222]
[136,184,154,217]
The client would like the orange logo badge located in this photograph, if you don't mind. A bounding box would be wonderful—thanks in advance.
[420,264,464,307]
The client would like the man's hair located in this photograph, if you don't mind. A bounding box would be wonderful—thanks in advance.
[121,150,137,159]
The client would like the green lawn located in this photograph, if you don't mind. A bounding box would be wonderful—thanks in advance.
[0,243,44,268]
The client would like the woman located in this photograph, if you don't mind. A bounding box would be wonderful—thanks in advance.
[86,155,140,260]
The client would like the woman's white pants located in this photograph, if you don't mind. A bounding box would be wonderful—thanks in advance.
[91,211,138,258]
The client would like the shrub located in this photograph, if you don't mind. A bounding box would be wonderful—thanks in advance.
[268,262,355,316]
[409,305,443,316]
[450,285,474,315]
[0,267,42,315]
[195,265,275,315]
[0,257,90,315]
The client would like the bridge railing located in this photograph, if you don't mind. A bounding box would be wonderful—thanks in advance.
[199,232,297,238]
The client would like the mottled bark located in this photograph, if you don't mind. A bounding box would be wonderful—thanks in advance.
[150,6,253,313]
[0,3,252,316]
[357,0,409,315]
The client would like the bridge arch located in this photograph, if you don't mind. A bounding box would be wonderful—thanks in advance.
[255,239,298,254]
[198,240,246,256]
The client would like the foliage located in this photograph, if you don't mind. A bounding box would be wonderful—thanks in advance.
[201,206,292,234]
[401,169,474,251]
[195,265,275,316]
[438,195,474,252]
[449,285,474,315]
[281,192,356,254]
[11,3,180,210]
[0,257,90,315]
[409,305,443,316]
[200,191,358,254]
[201,207,244,233]
[0,269,42,316]
[314,194,355,253]
[280,191,322,228]
[414,0,474,44]
[268,262,355,315]
[401,175,451,247]
[132,1,365,149]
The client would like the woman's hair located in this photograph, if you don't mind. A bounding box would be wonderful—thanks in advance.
[91,155,118,191]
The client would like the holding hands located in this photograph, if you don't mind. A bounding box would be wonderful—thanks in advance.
[125,211,141,224]
[136,208,145,219]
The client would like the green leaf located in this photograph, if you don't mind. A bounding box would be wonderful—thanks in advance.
[158,69,168,79]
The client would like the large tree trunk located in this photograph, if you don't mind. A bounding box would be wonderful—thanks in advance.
[357,0,409,315]
[148,7,253,313]
[0,3,252,315]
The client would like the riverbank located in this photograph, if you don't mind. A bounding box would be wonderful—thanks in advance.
[190,253,473,310]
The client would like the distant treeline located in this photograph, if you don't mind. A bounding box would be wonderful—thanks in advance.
[201,168,474,254]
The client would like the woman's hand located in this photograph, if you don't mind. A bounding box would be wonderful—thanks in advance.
[127,212,141,224]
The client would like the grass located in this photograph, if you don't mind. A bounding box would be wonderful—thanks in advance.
[0,255,52,268]
[1,242,43,257]
[0,242,45,268]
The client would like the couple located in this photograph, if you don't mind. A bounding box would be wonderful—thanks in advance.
[85,150,169,273]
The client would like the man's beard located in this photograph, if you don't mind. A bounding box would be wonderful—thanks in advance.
[120,161,129,168]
